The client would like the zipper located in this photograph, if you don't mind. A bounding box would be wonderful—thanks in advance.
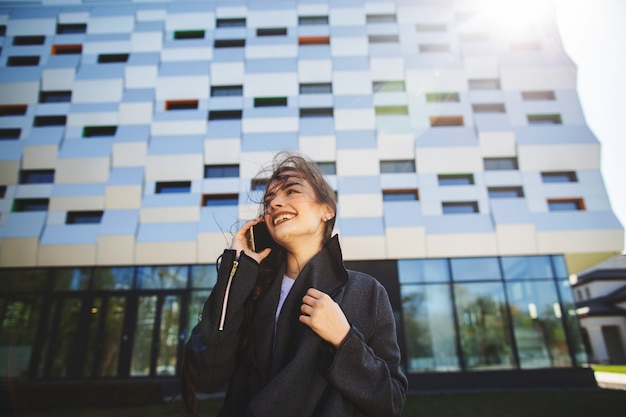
[218,260,239,331]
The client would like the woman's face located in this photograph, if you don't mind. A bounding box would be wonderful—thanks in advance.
[262,171,332,247]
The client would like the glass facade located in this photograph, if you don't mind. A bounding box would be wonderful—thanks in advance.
[0,255,586,382]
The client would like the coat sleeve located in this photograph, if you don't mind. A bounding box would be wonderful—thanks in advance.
[183,250,259,393]
[323,282,408,417]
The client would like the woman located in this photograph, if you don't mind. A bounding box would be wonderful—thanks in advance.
[181,152,407,417]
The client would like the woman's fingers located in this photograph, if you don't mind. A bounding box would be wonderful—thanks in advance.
[299,288,350,347]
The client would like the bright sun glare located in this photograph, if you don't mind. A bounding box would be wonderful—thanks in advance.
[472,0,556,38]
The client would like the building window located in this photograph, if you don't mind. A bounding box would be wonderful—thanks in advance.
[541,171,577,183]
[484,157,518,170]
[469,79,501,90]
[429,116,464,127]
[0,105,27,116]
[473,103,506,113]
[173,30,205,40]
[83,126,117,137]
[254,97,287,107]
[33,115,67,127]
[419,43,451,53]
[369,35,399,43]
[165,100,199,111]
[522,91,556,101]
[0,185,6,198]
[300,83,332,94]
[13,198,49,212]
[366,14,397,23]
[251,178,269,192]
[528,114,562,125]
[298,16,328,25]
[56,23,87,34]
[0,25,5,36]
[202,194,239,207]
[204,164,239,178]
[214,39,245,48]
[316,162,336,175]
[216,18,246,28]
[547,198,585,211]
[426,92,460,102]
[438,174,474,186]
[488,187,524,198]
[383,189,419,202]
[7,56,40,67]
[98,53,129,63]
[416,23,447,32]
[298,36,330,45]
[20,169,54,184]
[211,85,243,97]
[375,106,408,116]
[300,108,333,118]
[208,110,242,120]
[66,211,104,224]
[40,91,71,103]
[0,129,21,140]
[257,28,287,36]
[380,160,416,173]
[585,287,591,299]
[50,44,82,55]
[156,181,191,194]
[442,201,479,214]
[373,81,405,93]
[13,35,45,46]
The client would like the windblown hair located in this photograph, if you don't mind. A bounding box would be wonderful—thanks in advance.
[181,152,337,417]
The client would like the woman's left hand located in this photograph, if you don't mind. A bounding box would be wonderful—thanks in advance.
[300,288,350,348]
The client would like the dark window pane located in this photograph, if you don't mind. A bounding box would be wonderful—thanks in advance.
[165,100,198,110]
[202,194,238,206]
[83,126,117,137]
[7,56,40,66]
[300,108,333,118]
[401,284,460,372]
[484,158,518,170]
[528,114,562,125]
[136,266,188,289]
[51,44,82,55]
[66,211,103,224]
[33,115,66,127]
[208,110,242,120]
[190,265,217,288]
[52,268,91,291]
[13,198,49,212]
[93,267,134,290]
[438,174,474,186]
[0,185,6,198]
[541,171,577,183]
[300,83,332,94]
[211,85,243,97]
[548,199,584,211]
[454,282,515,370]
[257,28,287,36]
[380,160,415,173]
[155,181,191,194]
[254,97,287,107]
[0,128,22,139]
[298,16,328,25]
[214,39,245,48]
[488,187,524,198]
[40,91,72,103]
[20,169,54,184]
[13,36,45,46]
[98,53,129,63]
[216,18,246,28]
[204,164,239,178]
[442,202,478,214]
[0,105,28,116]
[366,14,396,23]
[56,23,87,34]
[173,30,205,40]
[383,190,418,202]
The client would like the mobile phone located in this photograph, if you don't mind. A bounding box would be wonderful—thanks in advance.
[250,221,277,252]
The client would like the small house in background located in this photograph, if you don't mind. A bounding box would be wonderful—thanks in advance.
[573,254,626,364]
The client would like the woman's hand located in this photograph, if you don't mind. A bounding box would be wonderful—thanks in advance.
[300,288,350,348]
[230,217,272,263]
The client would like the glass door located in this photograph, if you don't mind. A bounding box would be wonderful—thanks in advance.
[83,295,127,377]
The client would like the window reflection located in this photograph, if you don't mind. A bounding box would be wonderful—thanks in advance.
[558,279,587,365]
[137,266,188,289]
[398,259,450,283]
[188,290,210,338]
[401,284,459,371]
[93,267,134,290]
[451,257,501,281]
[454,282,514,370]
[0,295,42,379]
[157,296,181,376]
[131,296,156,376]
[53,268,90,291]
[502,256,553,280]
[190,265,217,288]
[506,280,571,368]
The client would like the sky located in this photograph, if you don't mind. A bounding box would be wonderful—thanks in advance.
[554,0,626,252]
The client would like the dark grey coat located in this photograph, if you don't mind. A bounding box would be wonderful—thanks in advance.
[184,235,407,417]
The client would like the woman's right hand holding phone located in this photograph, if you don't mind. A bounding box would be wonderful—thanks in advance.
[230,217,273,263]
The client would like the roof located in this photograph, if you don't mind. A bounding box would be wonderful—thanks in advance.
[576,254,626,284]
[576,282,626,317]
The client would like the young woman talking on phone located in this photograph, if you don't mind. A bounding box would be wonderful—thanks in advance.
[181,152,407,417]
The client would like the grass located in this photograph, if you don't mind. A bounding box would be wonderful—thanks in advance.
[9,389,626,417]
[591,364,626,374]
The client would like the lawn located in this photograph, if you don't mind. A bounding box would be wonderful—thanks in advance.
[11,389,626,417]
[591,364,626,374]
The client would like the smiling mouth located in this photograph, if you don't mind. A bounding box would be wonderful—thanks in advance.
[273,213,295,225]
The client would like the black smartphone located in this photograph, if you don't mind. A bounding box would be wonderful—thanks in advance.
[250,221,277,252]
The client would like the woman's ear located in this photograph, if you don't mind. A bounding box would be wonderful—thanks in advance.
[322,205,335,221]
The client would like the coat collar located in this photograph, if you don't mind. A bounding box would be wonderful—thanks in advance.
[295,234,348,297]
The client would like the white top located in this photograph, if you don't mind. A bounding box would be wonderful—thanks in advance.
[275,275,296,327]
